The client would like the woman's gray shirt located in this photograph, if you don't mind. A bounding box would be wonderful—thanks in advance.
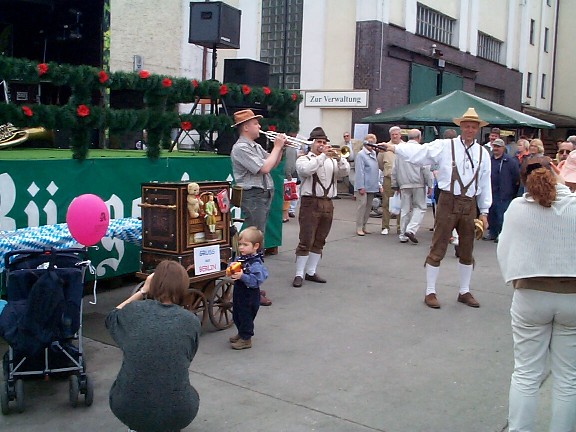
[106,300,201,432]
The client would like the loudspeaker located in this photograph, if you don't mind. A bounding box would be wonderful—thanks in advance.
[223,58,270,87]
[188,1,241,49]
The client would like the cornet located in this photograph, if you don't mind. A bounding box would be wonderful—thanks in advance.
[260,130,312,149]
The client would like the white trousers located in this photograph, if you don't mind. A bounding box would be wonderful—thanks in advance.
[399,187,427,235]
[509,289,576,432]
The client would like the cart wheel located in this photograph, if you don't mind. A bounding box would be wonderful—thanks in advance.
[83,375,94,407]
[0,381,9,415]
[14,379,24,413]
[188,289,208,325]
[69,375,80,408]
[208,279,234,330]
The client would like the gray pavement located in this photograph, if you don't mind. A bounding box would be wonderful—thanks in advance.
[0,198,554,431]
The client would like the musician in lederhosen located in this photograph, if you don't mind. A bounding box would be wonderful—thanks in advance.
[292,127,350,288]
[382,108,492,309]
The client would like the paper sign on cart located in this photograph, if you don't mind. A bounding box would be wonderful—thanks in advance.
[194,244,221,275]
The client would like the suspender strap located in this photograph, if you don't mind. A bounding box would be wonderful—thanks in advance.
[450,138,483,196]
[304,156,336,198]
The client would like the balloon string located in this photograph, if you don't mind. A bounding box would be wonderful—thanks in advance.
[77,260,98,305]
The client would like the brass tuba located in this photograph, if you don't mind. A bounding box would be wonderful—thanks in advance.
[0,123,52,149]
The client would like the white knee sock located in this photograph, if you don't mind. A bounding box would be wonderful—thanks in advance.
[295,255,308,277]
[305,252,321,276]
[425,264,439,295]
[458,263,473,295]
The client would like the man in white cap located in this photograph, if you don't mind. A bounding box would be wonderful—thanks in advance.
[381,107,492,309]
[230,109,286,305]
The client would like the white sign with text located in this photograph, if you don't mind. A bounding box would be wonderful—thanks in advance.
[194,244,221,275]
[304,90,369,108]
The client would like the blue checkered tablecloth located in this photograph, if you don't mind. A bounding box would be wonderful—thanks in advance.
[0,218,142,273]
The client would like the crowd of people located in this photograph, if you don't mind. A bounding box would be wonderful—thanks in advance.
[103,108,576,431]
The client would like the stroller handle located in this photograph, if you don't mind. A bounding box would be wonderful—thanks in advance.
[4,248,87,269]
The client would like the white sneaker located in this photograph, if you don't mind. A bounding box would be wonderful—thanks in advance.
[399,234,408,243]
[381,228,389,235]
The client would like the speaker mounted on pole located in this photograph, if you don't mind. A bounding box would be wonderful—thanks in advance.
[188,1,241,49]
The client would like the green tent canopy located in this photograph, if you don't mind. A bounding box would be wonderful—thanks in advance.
[361,90,555,129]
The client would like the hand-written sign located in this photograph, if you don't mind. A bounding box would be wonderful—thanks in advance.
[304,90,369,108]
[194,244,221,275]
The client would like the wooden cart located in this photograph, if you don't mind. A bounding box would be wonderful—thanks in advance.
[137,181,235,330]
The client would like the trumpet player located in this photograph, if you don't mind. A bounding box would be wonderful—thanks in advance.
[292,127,350,288]
[230,109,285,306]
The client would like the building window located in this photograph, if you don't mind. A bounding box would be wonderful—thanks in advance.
[260,0,303,90]
[541,74,546,98]
[530,19,535,45]
[544,27,549,52]
[526,72,532,98]
[477,32,502,63]
[416,3,455,45]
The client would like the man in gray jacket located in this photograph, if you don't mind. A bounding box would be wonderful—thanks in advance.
[391,129,433,243]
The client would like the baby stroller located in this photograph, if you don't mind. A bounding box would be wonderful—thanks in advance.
[0,248,93,414]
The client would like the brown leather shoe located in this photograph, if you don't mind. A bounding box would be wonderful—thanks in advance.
[305,273,327,283]
[292,276,303,287]
[458,292,480,308]
[405,231,419,244]
[425,293,441,309]
[229,333,240,343]
[260,293,272,306]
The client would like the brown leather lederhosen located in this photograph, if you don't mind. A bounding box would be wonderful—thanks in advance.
[425,139,482,267]
[296,158,336,256]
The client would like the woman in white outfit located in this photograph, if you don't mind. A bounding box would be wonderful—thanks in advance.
[497,156,576,432]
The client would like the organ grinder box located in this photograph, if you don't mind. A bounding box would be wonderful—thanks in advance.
[140,181,231,254]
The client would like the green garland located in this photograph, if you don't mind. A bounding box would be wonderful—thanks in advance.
[0,55,303,159]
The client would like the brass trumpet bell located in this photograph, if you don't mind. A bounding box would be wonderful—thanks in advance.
[0,123,53,149]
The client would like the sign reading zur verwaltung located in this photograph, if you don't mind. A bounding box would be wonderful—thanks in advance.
[304,90,369,108]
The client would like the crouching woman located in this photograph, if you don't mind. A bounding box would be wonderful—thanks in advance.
[106,260,200,432]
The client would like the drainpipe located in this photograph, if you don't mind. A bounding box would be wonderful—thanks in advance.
[549,0,560,111]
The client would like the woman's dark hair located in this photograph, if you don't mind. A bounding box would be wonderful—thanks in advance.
[148,260,189,306]
[521,157,557,208]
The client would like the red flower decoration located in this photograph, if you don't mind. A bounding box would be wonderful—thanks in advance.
[191,79,199,88]
[138,70,150,79]
[76,104,90,117]
[37,63,48,76]
[291,93,298,101]
[21,106,33,117]
[262,86,271,96]
[180,121,192,131]
[219,84,228,96]
[241,84,251,95]
[98,70,109,84]
[268,125,276,132]
[162,78,172,88]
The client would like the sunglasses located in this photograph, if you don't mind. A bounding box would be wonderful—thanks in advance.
[559,150,571,154]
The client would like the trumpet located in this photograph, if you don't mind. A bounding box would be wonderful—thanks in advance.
[324,146,350,159]
[364,142,388,152]
[260,130,312,149]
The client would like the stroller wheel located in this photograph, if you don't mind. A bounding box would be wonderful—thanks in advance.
[14,379,24,413]
[1,382,9,415]
[69,375,80,408]
[83,375,94,407]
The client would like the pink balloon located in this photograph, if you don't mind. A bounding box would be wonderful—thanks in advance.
[66,194,110,246]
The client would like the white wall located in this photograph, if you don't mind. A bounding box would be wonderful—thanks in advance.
[110,0,182,75]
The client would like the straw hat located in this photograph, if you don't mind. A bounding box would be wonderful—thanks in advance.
[560,150,576,183]
[232,109,263,127]
[453,107,489,127]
